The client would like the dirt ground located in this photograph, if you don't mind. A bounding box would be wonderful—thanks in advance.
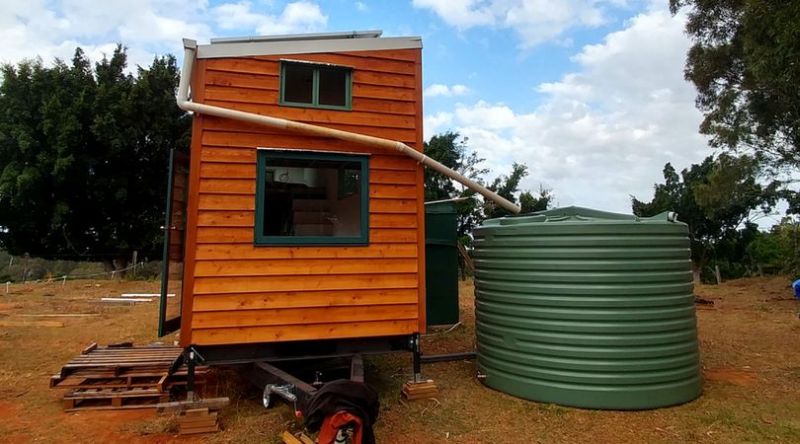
[1,276,799,443]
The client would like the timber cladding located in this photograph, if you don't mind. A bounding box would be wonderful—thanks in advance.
[181,47,426,346]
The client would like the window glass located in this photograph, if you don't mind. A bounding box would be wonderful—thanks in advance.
[283,64,314,104]
[318,67,348,107]
[281,62,350,109]
[257,152,368,244]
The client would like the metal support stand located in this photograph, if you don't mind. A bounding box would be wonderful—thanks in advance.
[155,347,229,413]
[411,334,422,383]
[186,348,196,402]
[185,347,206,402]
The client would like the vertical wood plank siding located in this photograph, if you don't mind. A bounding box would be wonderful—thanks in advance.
[182,48,424,346]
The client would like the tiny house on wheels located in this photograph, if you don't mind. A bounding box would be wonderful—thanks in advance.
[159,31,519,397]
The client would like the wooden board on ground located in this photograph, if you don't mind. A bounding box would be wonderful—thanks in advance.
[280,431,307,444]
[156,397,230,413]
[297,432,316,444]
[0,320,64,328]
[401,380,439,401]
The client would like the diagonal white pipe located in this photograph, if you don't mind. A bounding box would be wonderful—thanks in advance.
[176,39,521,214]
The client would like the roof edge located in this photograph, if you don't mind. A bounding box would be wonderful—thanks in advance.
[196,35,422,59]
[210,30,383,44]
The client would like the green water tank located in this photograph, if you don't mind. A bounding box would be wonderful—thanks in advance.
[473,206,702,410]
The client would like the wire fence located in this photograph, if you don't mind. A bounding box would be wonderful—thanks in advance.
[1,250,163,293]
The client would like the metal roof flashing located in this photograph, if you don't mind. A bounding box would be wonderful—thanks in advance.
[195,30,422,59]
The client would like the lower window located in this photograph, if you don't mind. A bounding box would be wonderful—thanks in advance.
[255,149,369,245]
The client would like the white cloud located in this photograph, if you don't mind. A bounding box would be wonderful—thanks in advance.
[412,0,624,48]
[424,111,454,136]
[454,101,515,130]
[0,0,212,69]
[412,0,495,28]
[424,83,471,98]
[213,1,327,36]
[0,0,327,70]
[425,5,711,214]
[355,1,368,12]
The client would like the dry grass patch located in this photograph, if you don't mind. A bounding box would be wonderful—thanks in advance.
[0,276,799,443]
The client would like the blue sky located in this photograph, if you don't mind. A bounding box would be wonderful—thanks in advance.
[4,1,767,223]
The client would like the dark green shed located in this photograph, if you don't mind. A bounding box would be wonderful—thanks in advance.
[424,201,460,326]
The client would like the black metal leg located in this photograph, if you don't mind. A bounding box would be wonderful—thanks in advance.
[411,334,421,383]
[186,349,196,402]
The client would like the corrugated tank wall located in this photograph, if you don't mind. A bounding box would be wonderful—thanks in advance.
[472,206,702,410]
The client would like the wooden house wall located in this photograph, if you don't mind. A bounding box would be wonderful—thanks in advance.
[180,48,425,346]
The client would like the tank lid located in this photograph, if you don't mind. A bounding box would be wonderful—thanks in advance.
[482,206,679,227]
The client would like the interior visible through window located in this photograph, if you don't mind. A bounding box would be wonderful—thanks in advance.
[255,150,368,244]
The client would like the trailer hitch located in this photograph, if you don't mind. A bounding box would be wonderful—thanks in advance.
[262,383,298,410]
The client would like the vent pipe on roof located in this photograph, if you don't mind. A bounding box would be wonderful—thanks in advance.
[176,38,521,214]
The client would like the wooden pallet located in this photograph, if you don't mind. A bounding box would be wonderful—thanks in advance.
[178,408,220,435]
[62,387,169,411]
[54,344,183,378]
[401,380,439,401]
[51,343,209,411]
[51,369,207,390]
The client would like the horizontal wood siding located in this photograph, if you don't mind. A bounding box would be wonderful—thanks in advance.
[185,48,423,346]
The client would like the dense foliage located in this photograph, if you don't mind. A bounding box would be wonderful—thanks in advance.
[0,47,190,266]
[670,1,800,167]
[633,154,780,281]
[668,1,800,281]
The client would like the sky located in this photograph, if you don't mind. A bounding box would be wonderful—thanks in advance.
[0,0,736,218]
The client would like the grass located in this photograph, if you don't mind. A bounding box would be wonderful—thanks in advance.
[0,276,799,443]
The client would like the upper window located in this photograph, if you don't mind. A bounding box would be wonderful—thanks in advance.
[280,62,351,110]
[255,150,369,245]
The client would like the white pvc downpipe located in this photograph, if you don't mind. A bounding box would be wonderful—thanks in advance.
[177,39,521,214]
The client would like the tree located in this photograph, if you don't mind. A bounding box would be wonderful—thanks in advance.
[0,46,190,268]
[483,162,528,219]
[423,131,489,241]
[670,1,800,167]
[632,153,778,281]
[520,185,555,213]
[423,131,488,201]
[747,219,800,278]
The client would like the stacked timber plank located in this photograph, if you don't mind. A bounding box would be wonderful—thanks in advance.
[178,408,220,435]
[51,343,208,411]
[401,380,439,401]
[280,431,316,444]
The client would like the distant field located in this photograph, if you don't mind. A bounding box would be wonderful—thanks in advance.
[0,277,799,443]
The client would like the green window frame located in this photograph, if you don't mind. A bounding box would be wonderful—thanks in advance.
[279,61,352,110]
[254,149,369,246]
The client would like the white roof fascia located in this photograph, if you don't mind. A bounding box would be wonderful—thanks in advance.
[211,30,383,44]
[196,36,422,59]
